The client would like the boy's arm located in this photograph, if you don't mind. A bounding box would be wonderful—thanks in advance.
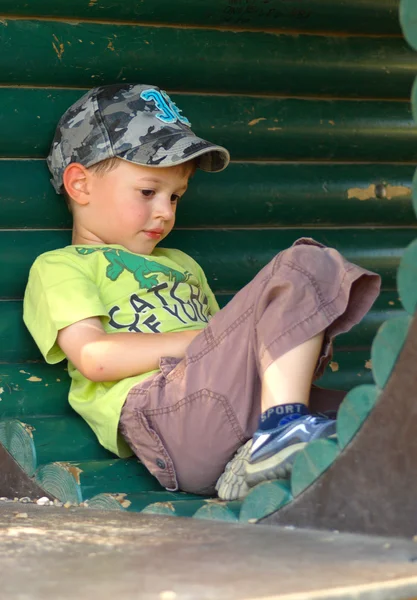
[57,317,202,382]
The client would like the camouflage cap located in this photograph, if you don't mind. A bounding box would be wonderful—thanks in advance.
[47,83,230,194]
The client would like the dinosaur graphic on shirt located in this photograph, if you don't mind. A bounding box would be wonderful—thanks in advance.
[76,247,191,290]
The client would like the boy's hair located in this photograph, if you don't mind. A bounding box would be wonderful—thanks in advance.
[62,156,197,212]
[47,83,229,196]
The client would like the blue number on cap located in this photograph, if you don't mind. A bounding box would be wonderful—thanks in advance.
[140,89,191,127]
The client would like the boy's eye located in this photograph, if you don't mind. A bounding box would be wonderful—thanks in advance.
[171,194,180,203]
[141,189,154,198]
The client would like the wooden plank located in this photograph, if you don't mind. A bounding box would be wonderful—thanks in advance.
[0,21,413,98]
[0,0,402,34]
[0,363,70,417]
[1,88,416,162]
[1,161,415,229]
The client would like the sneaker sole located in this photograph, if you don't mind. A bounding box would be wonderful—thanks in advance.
[246,441,306,487]
[215,440,253,501]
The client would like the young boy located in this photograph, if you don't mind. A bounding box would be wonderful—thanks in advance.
[23,83,381,501]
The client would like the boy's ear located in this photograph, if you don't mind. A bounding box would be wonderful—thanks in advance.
[62,163,91,205]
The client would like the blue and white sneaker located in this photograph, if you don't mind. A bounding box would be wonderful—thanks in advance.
[216,407,336,501]
[246,413,336,487]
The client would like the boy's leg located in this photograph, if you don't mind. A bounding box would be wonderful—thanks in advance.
[119,238,381,496]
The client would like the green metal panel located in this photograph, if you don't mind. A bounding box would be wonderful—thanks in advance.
[1,0,402,34]
[1,89,416,162]
[1,161,415,229]
[0,21,414,97]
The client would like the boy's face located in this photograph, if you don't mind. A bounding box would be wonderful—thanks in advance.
[73,160,191,255]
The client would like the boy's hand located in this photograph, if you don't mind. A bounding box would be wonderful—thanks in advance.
[57,317,204,382]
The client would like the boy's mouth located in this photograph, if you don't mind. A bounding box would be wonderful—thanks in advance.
[144,228,164,239]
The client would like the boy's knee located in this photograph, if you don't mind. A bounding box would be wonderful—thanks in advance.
[278,243,344,281]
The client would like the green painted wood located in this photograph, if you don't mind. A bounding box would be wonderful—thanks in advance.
[35,458,164,503]
[0,417,113,477]
[412,169,417,219]
[0,363,70,416]
[193,501,241,522]
[1,161,415,229]
[0,419,38,476]
[336,385,380,450]
[87,491,201,511]
[291,438,340,498]
[35,462,83,504]
[371,315,412,388]
[1,229,414,300]
[1,89,417,162]
[400,0,417,50]
[397,240,417,315]
[2,0,402,34]
[315,350,374,390]
[0,21,413,98]
[141,500,209,517]
[239,480,291,522]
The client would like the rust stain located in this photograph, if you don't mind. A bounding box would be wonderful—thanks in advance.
[248,118,266,126]
[329,361,339,372]
[347,184,411,201]
[27,376,42,382]
[365,359,372,370]
[107,40,115,52]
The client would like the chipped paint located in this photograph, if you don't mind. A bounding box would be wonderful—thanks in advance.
[0,388,3,395]
[0,19,8,26]
[347,184,411,201]
[388,301,395,306]
[52,34,65,61]
[329,361,339,372]
[107,40,115,52]
[267,127,283,131]
[61,463,83,485]
[365,359,372,370]
[328,120,335,125]
[248,118,266,126]
[27,376,42,383]
[19,370,29,375]
[89,0,98,6]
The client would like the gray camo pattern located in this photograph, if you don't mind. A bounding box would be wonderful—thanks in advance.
[47,83,230,193]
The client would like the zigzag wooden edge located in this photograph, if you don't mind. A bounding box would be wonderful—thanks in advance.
[261,313,417,537]
[0,442,55,501]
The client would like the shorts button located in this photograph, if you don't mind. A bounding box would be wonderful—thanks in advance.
[156,458,166,469]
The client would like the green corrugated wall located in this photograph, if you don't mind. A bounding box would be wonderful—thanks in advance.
[1,2,416,422]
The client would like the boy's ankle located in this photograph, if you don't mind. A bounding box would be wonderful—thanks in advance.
[258,402,309,431]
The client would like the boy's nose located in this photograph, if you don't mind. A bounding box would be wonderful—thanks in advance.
[155,198,175,221]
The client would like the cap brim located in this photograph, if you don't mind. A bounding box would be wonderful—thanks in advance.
[117,133,230,173]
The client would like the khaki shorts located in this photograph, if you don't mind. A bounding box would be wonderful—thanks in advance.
[119,238,381,494]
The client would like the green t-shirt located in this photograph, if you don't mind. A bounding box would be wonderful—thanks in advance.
[23,244,219,457]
